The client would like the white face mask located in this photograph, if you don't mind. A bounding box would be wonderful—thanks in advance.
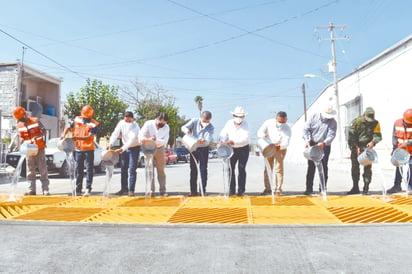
[200,122,209,128]
[234,117,244,124]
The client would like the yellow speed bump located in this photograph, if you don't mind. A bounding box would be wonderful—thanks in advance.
[0,195,411,225]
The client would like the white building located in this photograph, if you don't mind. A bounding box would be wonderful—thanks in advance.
[286,35,412,169]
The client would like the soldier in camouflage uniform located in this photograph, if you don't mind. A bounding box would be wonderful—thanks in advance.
[347,107,382,195]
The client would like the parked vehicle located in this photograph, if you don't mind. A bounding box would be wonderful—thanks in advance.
[165,149,178,165]
[175,147,190,163]
[6,138,106,177]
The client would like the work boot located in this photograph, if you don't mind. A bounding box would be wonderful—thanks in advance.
[387,185,402,194]
[362,185,369,195]
[347,188,360,195]
[347,181,360,195]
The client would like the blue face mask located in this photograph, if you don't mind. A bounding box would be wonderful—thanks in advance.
[277,122,285,129]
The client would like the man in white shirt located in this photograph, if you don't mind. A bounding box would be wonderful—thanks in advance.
[257,111,291,195]
[139,113,170,197]
[108,111,140,196]
[220,106,250,196]
[181,111,214,196]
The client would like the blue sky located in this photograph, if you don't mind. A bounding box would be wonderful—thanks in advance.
[2,0,411,142]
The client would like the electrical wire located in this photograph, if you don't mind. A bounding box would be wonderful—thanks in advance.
[0,28,87,80]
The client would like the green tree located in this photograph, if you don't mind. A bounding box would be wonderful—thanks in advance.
[135,95,180,148]
[64,79,127,140]
[122,79,189,148]
[194,96,203,116]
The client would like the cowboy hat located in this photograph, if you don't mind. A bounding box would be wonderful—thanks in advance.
[322,104,337,119]
[231,106,248,116]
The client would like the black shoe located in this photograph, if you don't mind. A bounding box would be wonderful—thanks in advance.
[24,191,36,196]
[347,188,360,195]
[387,185,402,194]
[115,190,128,196]
[261,190,271,196]
[188,192,198,197]
[237,193,245,197]
[303,190,313,196]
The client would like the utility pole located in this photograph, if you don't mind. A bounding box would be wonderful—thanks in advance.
[302,83,307,122]
[316,23,349,159]
[19,46,26,107]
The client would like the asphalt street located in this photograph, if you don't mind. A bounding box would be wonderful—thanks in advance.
[1,156,411,273]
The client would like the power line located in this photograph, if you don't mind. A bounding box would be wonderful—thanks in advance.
[0,28,87,80]
[70,0,339,70]
[35,0,288,48]
[167,0,330,58]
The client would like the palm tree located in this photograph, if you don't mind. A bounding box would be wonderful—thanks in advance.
[194,96,203,116]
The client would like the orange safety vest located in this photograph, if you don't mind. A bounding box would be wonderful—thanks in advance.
[73,116,99,151]
[17,117,46,149]
[394,118,412,155]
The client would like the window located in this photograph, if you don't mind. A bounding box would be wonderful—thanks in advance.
[344,96,362,140]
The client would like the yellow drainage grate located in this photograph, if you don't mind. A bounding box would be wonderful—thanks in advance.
[182,196,249,208]
[168,207,249,224]
[120,197,183,207]
[13,207,103,222]
[387,196,412,205]
[327,206,412,223]
[57,196,126,208]
[250,196,315,206]
[252,206,340,224]
[311,196,389,207]
[0,205,32,219]
[0,196,73,206]
[1,195,411,224]
[85,207,177,224]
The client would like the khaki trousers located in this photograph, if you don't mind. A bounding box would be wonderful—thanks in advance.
[151,146,166,194]
[263,149,287,192]
[26,148,49,192]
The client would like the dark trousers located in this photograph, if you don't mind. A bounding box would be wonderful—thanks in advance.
[230,145,250,195]
[120,146,140,192]
[350,148,372,189]
[189,146,209,194]
[305,145,331,192]
[75,150,94,192]
[393,155,412,187]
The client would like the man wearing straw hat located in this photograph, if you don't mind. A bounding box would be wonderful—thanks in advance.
[181,111,214,196]
[347,107,382,195]
[302,104,337,196]
[387,108,412,193]
[220,106,250,196]
[257,111,291,196]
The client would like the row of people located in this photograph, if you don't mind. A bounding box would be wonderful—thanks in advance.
[302,105,412,195]
[11,104,412,196]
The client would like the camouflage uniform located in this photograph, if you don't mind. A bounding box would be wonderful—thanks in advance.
[347,107,382,195]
